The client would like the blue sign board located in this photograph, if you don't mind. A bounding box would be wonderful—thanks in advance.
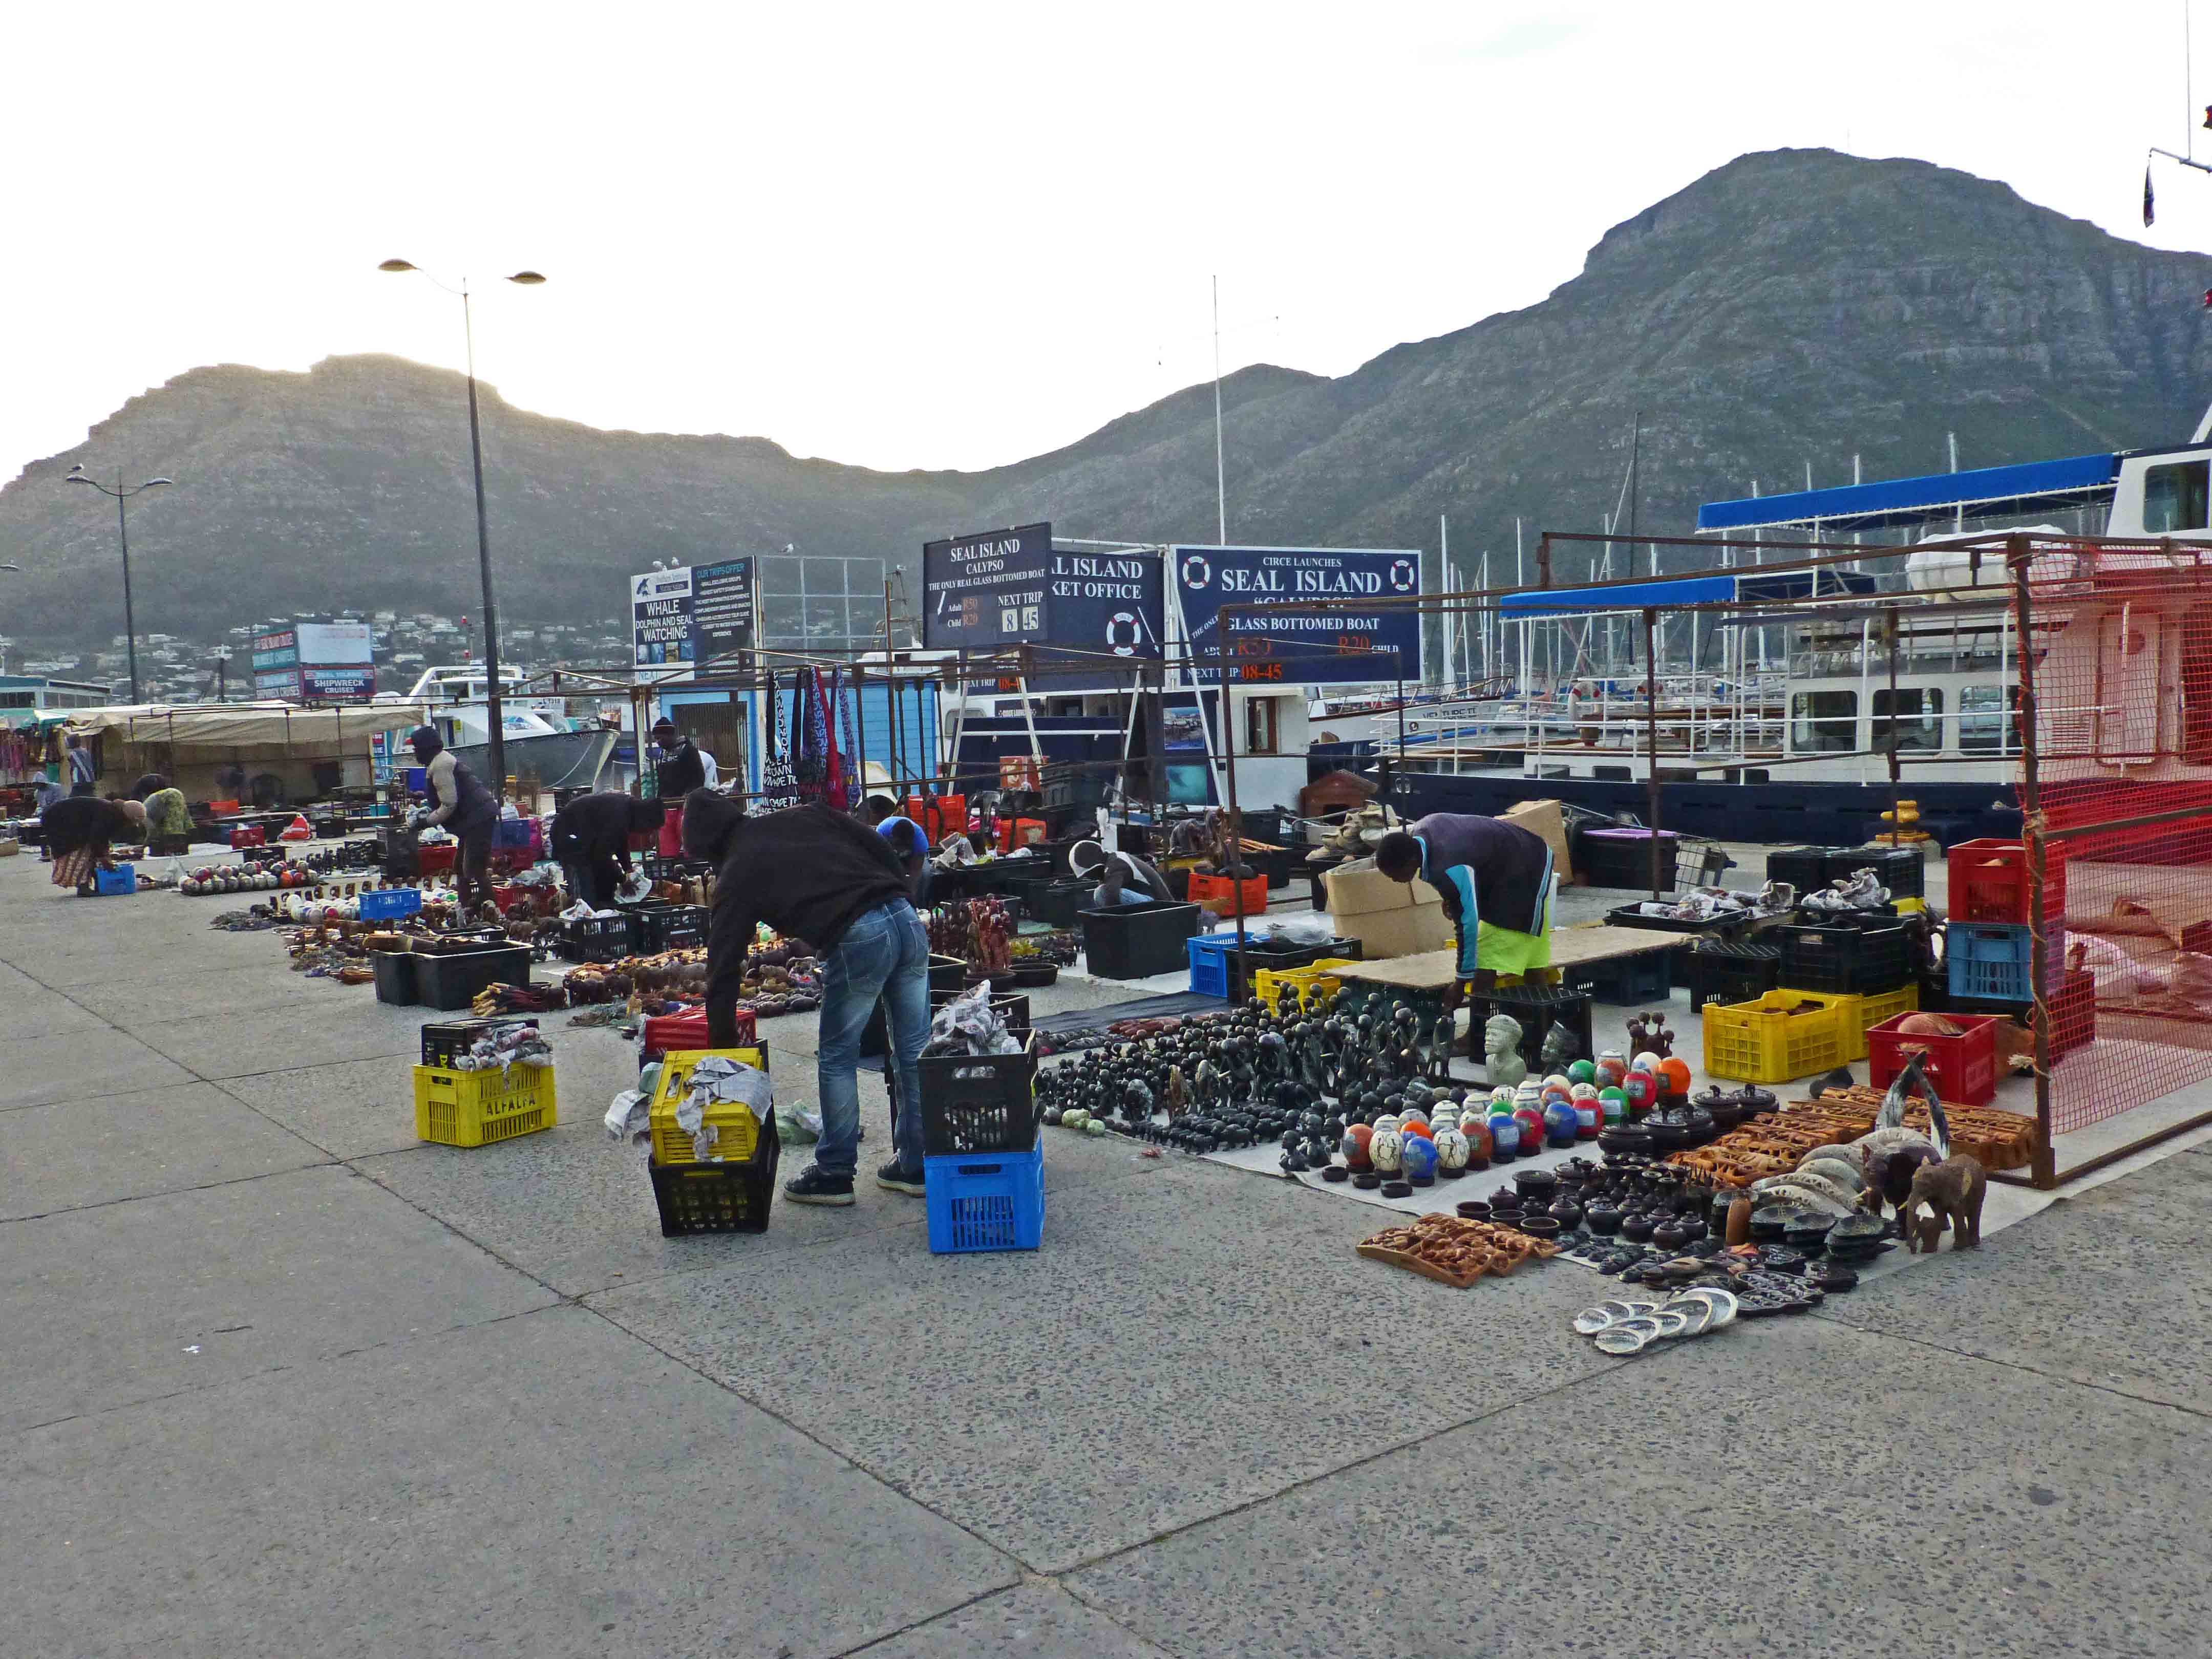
[1171,545,1421,685]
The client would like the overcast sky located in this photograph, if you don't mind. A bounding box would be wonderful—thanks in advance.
[10,2,2212,486]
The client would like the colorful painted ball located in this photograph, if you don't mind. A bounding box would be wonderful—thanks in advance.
[1342,1124,1374,1167]
[1369,1129,1405,1173]
[1400,1105,1429,1128]
[1434,1128,1471,1171]
[1543,1100,1580,1146]
[1402,1119,1434,1142]
[1566,1059,1598,1085]
[1622,1070,1658,1112]
[1513,1105,1546,1151]
[1372,1114,1401,1135]
[1399,1134,1440,1182]
[1657,1055,1692,1096]
[1488,1110,1520,1157]
[1600,1089,1628,1126]
[1490,1085,1517,1105]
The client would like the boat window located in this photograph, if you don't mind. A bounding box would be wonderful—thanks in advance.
[1243,696,1279,756]
[2142,460,2210,534]
[1958,684,2019,753]
[1790,690,1856,753]
[1871,687,1943,752]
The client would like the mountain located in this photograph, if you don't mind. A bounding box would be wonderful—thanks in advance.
[6,147,2211,661]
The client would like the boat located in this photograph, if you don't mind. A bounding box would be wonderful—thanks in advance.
[385,666,617,791]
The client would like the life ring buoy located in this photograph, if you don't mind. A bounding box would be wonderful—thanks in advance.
[1105,611,1142,655]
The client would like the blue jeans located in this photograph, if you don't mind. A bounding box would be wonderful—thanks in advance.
[1095,885,1156,906]
[814,898,931,1177]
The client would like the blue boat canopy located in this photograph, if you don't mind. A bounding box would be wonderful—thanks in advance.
[1500,575,1734,616]
[1697,452,2119,534]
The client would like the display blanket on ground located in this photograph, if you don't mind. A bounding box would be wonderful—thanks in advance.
[1172,545,1422,685]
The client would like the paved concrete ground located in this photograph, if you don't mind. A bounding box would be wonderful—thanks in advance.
[5,844,2210,1658]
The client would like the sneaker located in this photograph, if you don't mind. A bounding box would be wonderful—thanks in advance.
[876,1160,926,1197]
[783,1165,855,1206]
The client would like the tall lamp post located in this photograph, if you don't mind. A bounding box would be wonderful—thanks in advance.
[0,561,15,671]
[64,467,171,704]
[214,644,232,704]
[377,259,545,794]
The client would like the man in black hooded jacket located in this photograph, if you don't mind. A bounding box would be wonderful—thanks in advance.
[685,791,932,1206]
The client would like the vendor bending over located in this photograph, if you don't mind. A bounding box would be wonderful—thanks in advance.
[685,792,931,1207]
[1373,813,1554,1011]
[550,791,666,910]
[1070,839,1175,908]
[407,725,500,916]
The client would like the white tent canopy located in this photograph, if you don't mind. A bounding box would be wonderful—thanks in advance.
[62,702,429,749]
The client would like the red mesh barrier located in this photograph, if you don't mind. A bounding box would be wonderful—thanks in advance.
[2015,539,2212,1161]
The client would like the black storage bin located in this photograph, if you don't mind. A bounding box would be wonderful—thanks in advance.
[1575,827,1679,890]
[557,913,632,963]
[861,953,968,1057]
[1824,844,1925,900]
[1682,941,1782,1012]
[1763,846,1836,897]
[1771,917,1911,995]
[918,1031,1040,1156]
[1605,901,1756,939]
[1469,983,1594,1075]
[371,950,419,1006]
[1222,934,1363,1003]
[627,903,709,954]
[1567,949,1673,1006]
[1080,901,1202,979]
[412,945,533,1012]
[1029,878,1095,930]
[649,1111,781,1236]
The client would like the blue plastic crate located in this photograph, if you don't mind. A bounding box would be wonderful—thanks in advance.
[1947,922,2066,1004]
[1186,933,1237,997]
[93,863,136,896]
[924,1143,1045,1254]
[359,886,424,921]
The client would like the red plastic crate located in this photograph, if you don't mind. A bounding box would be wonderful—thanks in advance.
[643,1008,754,1064]
[2049,967,2096,1061]
[1947,838,2066,927]
[1866,1010,1999,1107]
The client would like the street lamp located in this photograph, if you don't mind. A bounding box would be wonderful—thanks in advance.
[378,259,546,793]
[64,466,172,704]
[214,644,232,704]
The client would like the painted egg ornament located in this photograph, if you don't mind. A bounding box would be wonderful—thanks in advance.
[1490,1086,1516,1106]
[1542,1073,1572,1097]
[1657,1056,1692,1097]
[1463,1119,1493,1169]
[1434,1128,1471,1171]
[1566,1059,1597,1086]
[1400,1105,1429,1129]
[1458,1108,1487,1135]
[1543,1099,1580,1146]
[1622,1070,1657,1114]
[1487,1109,1519,1160]
[1573,1093,1602,1138]
[1630,1051,1661,1074]
[1402,1118,1434,1142]
[1372,1114,1402,1136]
[1599,1087,1628,1126]
[1512,1105,1546,1155]
[1399,1134,1439,1183]
[1369,1129,1405,1173]
[1341,1124,1375,1167]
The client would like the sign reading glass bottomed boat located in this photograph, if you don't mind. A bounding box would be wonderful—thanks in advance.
[922,522,1054,649]
[1172,545,1423,685]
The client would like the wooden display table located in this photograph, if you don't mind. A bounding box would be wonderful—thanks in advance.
[1336,924,1679,991]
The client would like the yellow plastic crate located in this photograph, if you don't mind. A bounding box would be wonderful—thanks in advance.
[413,1062,557,1147]
[1251,958,1361,1011]
[1829,982,1919,1061]
[649,1047,770,1165]
[1701,990,1849,1084]
[1895,896,1926,915]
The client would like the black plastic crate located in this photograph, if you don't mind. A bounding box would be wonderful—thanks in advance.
[1824,844,1925,900]
[627,903,709,954]
[648,1112,782,1236]
[929,988,1031,1035]
[1682,940,1782,1012]
[1080,901,1203,980]
[919,1031,1041,1156]
[1605,901,1757,939]
[1222,934,1363,1003]
[413,945,534,1012]
[862,954,969,1058]
[420,1016,540,1068]
[1771,918,1911,995]
[1027,878,1095,930]
[1764,846,1836,897]
[1469,983,1594,1075]
[557,912,632,963]
[1576,827,1680,891]
[1567,947,1674,1006]
[371,949,418,1006]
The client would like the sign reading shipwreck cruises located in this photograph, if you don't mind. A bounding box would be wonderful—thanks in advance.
[922,522,1053,649]
[1173,545,1422,685]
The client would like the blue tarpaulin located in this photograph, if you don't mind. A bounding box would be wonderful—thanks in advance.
[1499,576,1735,616]
[1697,453,2119,533]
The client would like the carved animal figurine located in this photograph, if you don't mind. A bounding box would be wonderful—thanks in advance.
[1163,1065,1188,1120]
[1484,1014,1527,1088]
[1854,1053,1943,1222]
[1905,1155,1987,1252]
[1426,1013,1458,1084]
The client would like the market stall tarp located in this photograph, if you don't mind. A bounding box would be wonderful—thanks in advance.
[60,703,431,750]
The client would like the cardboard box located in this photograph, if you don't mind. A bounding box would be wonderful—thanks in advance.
[1500,798,1573,883]
[1325,859,1454,959]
